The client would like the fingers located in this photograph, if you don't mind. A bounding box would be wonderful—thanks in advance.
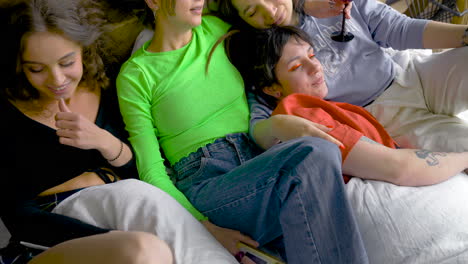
[309,123,344,147]
[58,136,77,148]
[322,133,344,148]
[312,124,344,147]
[58,98,71,113]
[237,234,259,248]
[55,119,78,130]
[344,2,353,19]
[241,256,257,264]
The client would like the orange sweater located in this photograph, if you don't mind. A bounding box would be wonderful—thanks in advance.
[273,94,398,162]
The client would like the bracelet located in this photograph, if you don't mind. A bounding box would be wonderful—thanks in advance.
[107,140,123,162]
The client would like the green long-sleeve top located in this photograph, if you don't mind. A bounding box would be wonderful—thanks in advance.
[116,16,249,220]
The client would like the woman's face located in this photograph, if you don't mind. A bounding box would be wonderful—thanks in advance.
[22,31,83,101]
[154,0,204,30]
[266,37,328,99]
[231,0,297,29]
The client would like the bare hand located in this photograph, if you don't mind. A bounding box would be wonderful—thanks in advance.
[271,114,344,147]
[55,98,106,150]
[201,220,259,255]
[304,0,352,19]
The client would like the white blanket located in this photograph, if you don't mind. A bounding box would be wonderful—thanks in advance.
[346,173,468,264]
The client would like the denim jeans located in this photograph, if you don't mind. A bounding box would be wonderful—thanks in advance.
[173,133,368,264]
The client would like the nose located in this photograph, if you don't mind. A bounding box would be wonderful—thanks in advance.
[48,67,65,86]
[262,1,277,24]
[305,59,321,76]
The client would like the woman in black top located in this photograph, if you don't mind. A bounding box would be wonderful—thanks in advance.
[0,0,175,263]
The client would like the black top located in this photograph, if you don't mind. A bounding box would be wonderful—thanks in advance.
[0,89,137,246]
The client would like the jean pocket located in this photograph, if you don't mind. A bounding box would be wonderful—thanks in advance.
[175,157,209,191]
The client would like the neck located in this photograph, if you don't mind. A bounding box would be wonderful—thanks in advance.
[147,21,194,52]
[291,12,300,26]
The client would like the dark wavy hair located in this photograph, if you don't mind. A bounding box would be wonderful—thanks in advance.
[225,26,314,108]
[0,0,112,101]
[215,0,305,29]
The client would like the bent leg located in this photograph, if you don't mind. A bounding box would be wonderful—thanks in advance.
[29,231,172,264]
[367,48,468,152]
[414,47,468,116]
[175,136,368,264]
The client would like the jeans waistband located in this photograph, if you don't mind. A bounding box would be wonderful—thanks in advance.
[173,133,250,171]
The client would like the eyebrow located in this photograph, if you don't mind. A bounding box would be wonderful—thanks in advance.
[286,46,313,65]
[22,51,76,65]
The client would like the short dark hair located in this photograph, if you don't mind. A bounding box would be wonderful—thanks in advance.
[0,0,111,101]
[226,26,314,108]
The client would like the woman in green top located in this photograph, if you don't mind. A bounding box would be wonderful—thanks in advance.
[116,0,368,263]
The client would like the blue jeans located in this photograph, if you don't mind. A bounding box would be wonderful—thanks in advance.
[173,133,368,264]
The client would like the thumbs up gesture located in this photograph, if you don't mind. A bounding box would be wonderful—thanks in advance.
[55,98,105,150]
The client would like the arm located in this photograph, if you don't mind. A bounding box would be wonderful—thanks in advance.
[253,114,343,149]
[422,21,467,49]
[116,65,207,221]
[355,0,429,49]
[55,99,133,168]
[343,136,468,186]
[248,92,343,149]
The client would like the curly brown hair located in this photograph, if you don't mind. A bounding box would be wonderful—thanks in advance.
[0,0,112,101]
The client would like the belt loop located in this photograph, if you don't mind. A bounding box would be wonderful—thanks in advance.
[202,146,211,158]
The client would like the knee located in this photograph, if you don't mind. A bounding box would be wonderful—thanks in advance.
[124,232,173,264]
[291,136,342,164]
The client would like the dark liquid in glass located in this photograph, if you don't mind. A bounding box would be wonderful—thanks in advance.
[331,2,354,42]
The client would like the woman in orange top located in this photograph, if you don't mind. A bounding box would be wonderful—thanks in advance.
[228,26,468,186]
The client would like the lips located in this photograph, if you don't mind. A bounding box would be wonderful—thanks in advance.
[190,6,203,14]
[47,82,70,96]
[312,76,324,86]
[273,11,284,26]
[49,85,67,91]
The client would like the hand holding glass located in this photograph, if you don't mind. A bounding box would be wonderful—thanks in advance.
[331,0,354,42]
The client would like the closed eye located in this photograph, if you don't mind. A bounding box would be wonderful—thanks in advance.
[288,64,302,72]
[248,10,256,17]
[26,66,44,73]
[60,61,75,67]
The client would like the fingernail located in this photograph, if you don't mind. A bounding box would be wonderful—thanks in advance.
[326,125,334,128]
[339,144,345,150]
[235,252,245,262]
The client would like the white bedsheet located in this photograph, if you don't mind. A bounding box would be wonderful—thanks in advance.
[346,48,468,264]
[346,173,468,264]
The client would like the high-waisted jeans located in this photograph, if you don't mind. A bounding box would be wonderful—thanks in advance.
[173,133,368,264]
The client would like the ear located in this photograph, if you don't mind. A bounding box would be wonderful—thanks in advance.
[262,84,283,99]
[145,0,159,11]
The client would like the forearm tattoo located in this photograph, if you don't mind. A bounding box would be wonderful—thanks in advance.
[415,150,447,166]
